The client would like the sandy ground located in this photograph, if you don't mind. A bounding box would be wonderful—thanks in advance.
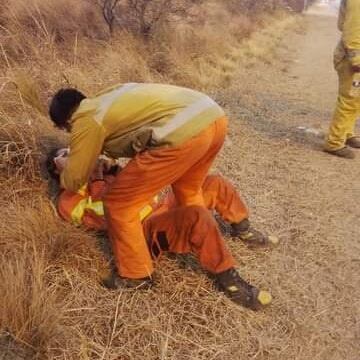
[212,2,360,358]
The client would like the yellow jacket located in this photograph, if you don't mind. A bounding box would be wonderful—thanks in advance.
[61,83,224,191]
[335,0,360,67]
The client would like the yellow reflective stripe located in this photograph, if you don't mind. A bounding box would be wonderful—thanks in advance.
[227,286,239,293]
[94,83,139,124]
[71,199,88,225]
[139,196,159,221]
[139,205,153,221]
[71,197,104,225]
[87,196,105,216]
[71,194,156,225]
[151,97,218,141]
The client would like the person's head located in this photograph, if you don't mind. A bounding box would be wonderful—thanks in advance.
[49,88,86,131]
[46,147,69,181]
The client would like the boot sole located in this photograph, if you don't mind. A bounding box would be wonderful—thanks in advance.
[323,148,355,159]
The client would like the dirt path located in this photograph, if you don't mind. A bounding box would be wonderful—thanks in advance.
[213,2,360,359]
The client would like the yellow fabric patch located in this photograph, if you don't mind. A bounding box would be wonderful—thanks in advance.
[268,235,279,245]
[70,196,104,226]
[71,195,157,225]
[139,205,153,221]
[241,232,254,241]
[227,285,239,293]
[257,291,272,305]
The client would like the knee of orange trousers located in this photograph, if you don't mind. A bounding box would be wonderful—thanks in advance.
[105,204,154,279]
[167,206,236,274]
[171,186,205,207]
[202,175,249,224]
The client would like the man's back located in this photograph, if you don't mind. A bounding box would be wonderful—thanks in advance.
[62,83,224,191]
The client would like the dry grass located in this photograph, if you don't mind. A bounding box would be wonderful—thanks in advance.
[0,1,307,359]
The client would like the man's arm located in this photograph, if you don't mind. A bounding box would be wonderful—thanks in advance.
[343,0,360,69]
[61,116,106,192]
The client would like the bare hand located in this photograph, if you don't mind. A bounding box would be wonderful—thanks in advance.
[53,156,67,173]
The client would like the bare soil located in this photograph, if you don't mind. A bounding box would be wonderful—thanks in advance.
[212,4,360,359]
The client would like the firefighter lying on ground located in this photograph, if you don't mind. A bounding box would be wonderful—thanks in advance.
[47,148,279,310]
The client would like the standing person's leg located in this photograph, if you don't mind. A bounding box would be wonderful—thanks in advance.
[143,205,272,310]
[171,117,228,206]
[326,59,360,157]
[104,117,228,280]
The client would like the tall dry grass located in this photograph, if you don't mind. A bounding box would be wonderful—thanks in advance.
[0,0,297,358]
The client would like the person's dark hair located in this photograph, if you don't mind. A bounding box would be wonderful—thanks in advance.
[49,88,86,129]
[46,148,61,181]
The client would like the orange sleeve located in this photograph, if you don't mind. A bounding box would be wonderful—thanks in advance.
[57,190,86,223]
[57,189,107,231]
[88,180,107,201]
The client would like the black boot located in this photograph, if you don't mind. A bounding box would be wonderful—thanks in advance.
[214,268,272,310]
[346,137,360,149]
[324,146,355,159]
[231,219,279,247]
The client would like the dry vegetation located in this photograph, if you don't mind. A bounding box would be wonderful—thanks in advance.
[0,0,303,359]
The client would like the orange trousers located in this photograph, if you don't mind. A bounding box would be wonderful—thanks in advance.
[104,117,228,279]
[144,206,235,274]
[143,175,249,274]
[57,174,248,275]
[201,175,249,224]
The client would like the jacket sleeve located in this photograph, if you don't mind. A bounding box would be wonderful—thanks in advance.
[61,116,106,192]
[57,190,86,224]
[342,0,360,66]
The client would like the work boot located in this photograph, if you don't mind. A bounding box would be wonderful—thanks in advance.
[214,268,272,310]
[102,273,154,290]
[346,137,360,149]
[231,219,279,247]
[324,146,355,159]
